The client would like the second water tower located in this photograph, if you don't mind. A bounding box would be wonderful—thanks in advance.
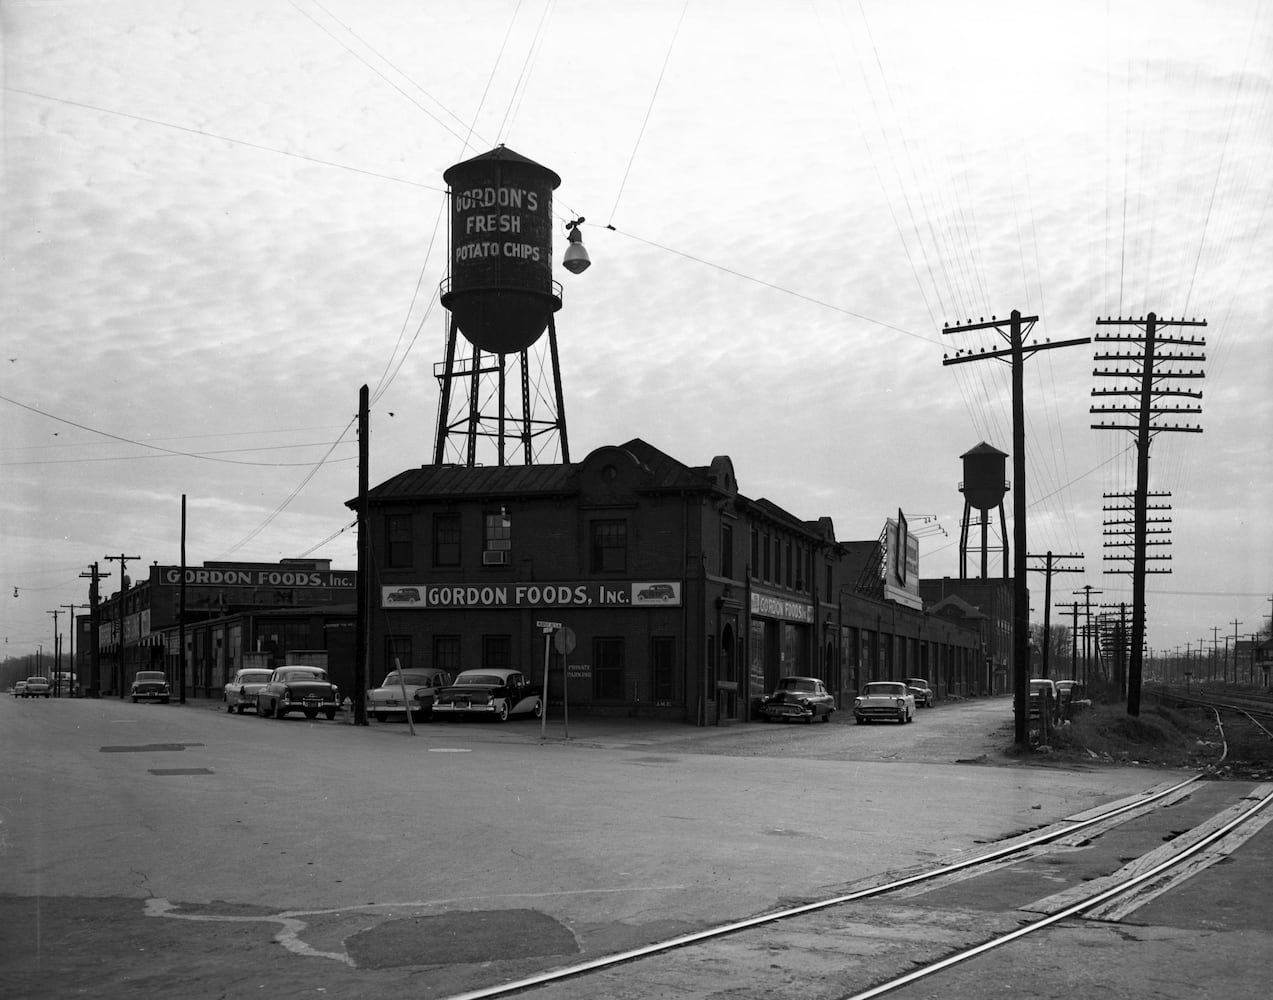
[958,442,1009,579]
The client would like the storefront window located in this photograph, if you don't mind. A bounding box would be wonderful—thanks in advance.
[386,635,412,673]
[433,635,460,673]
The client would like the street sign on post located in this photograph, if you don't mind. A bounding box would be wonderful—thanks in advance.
[537,620,562,632]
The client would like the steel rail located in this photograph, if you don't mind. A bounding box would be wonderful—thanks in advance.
[437,773,1207,1000]
[842,782,1273,1000]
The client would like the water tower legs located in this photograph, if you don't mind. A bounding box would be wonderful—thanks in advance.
[432,313,570,467]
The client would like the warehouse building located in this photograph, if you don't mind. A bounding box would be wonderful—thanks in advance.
[357,438,983,725]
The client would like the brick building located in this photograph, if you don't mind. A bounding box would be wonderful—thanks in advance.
[358,438,984,724]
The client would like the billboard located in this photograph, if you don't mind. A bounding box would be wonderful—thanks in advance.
[882,511,922,610]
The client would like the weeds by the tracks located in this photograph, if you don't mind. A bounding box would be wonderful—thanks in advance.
[1012,694,1273,778]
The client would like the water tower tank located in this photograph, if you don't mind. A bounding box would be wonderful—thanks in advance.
[960,442,1008,510]
[440,146,563,355]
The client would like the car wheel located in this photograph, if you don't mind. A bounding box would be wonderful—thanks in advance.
[234,704,244,714]
[496,701,509,722]
[161,697,170,704]
[258,700,270,718]
[532,698,543,719]
[131,696,138,703]
[324,708,336,720]
[823,711,832,723]
[375,712,388,723]
[274,703,286,719]
[226,702,234,713]
[804,712,813,724]
[304,709,318,720]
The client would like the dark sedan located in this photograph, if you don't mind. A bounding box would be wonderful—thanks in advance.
[759,676,835,724]
[432,668,542,721]
[256,666,340,720]
[130,671,170,704]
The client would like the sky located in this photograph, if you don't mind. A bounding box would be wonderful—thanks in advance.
[2,0,1270,668]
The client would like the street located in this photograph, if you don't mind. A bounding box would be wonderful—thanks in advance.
[0,696,1235,998]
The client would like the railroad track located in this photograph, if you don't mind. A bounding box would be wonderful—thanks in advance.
[437,732,1272,1000]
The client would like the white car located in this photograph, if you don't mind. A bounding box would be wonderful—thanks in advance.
[366,668,452,722]
[223,668,275,714]
[853,681,915,724]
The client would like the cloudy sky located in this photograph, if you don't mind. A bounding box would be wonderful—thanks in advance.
[2,0,1270,667]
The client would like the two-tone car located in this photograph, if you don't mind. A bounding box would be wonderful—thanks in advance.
[256,666,340,720]
[366,668,452,722]
[223,668,275,714]
[905,677,934,708]
[130,671,170,704]
[431,668,542,722]
[758,676,835,724]
[853,681,915,724]
[22,676,51,698]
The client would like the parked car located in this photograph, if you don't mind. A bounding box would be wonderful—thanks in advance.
[758,676,835,724]
[1027,678,1058,722]
[905,677,934,708]
[1054,680,1091,715]
[256,666,340,720]
[54,671,78,697]
[853,681,915,724]
[130,671,171,704]
[14,680,28,697]
[367,668,453,722]
[432,668,542,721]
[22,676,51,698]
[223,668,275,714]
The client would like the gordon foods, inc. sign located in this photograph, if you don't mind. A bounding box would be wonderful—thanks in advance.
[157,567,355,589]
[381,581,681,610]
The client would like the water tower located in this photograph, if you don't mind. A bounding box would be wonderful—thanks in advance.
[433,146,573,466]
[958,442,1009,579]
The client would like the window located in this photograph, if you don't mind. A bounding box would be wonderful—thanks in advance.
[482,634,511,669]
[762,532,771,581]
[484,511,511,554]
[385,635,412,673]
[386,515,413,568]
[432,635,460,674]
[651,636,675,701]
[594,637,625,700]
[720,524,733,579]
[434,514,460,566]
[785,541,793,588]
[591,520,627,573]
[750,529,760,579]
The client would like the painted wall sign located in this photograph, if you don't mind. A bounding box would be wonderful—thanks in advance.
[156,566,356,589]
[749,591,815,624]
[380,580,681,610]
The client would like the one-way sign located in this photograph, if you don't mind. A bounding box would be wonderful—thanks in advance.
[536,620,562,631]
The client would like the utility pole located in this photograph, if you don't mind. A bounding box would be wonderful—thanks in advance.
[1073,585,1103,688]
[943,310,1090,744]
[1091,312,1205,716]
[1228,619,1243,685]
[59,603,89,696]
[104,553,140,697]
[79,563,109,698]
[46,609,61,693]
[1028,551,1083,679]
[353,385,369,726]
[1053,600,1082,681]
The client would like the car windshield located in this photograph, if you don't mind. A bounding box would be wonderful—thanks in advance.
[136,672,166,682]
[278,669,325,682]
[27,676,48,683]
[776,678,817,693]
[453,673,505,686]
[907,679,929,687]
[237,671,272,683]
[380,671,434,687]
[863,683,905,697]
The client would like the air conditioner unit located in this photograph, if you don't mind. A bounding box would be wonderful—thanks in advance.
[482,550,509,566]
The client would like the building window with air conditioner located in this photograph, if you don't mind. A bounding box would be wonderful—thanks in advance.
[483,510,511,566]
